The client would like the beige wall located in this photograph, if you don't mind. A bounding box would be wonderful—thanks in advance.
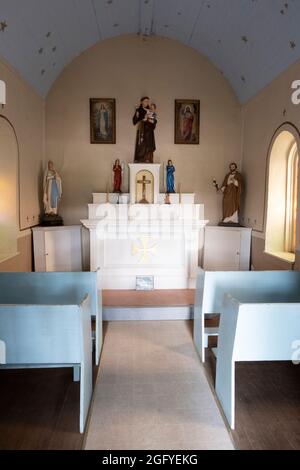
[2,34,300,273]
[242,59,300,269]
[2,33,299,272]
[251,236,294,271]
[0,58,44,230]
[0,232,32,272]
[0,58,44,271]
[46,35,241,225]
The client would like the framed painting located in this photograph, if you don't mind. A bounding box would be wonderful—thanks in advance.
[90,98,116,144]
[174,99,200,144]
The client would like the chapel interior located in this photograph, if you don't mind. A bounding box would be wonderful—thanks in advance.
[1,0,300,451]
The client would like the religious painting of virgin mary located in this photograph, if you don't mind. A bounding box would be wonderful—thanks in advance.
[174,99,200,144]
[90,98,116,144]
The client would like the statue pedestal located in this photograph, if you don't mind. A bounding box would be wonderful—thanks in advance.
[40,214,63,227]
[218,222,242,228]
[129,163,161,204]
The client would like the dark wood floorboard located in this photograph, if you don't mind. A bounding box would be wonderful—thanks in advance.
[0,324,105,450]
[0,365,99,450]
[204,348,300,450]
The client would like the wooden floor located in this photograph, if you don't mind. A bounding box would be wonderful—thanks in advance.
[204,349,300,450]
[0,365,99,450]
[102,289,195,307]
[1,319,300,450]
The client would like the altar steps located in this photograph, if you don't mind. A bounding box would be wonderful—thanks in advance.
[102,289,194,321]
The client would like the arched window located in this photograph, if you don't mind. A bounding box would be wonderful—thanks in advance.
[0,116,19,262]
[285,143,298,254]
[265,126,299,262]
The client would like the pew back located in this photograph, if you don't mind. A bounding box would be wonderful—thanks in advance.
[0,304,82,364]
[194,269,300,362]
[0,272,102,364]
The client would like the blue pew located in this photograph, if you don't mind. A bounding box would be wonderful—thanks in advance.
[193,269,300,362]
[0,291,92,433]
[0,272,102,365]
[216,292,300,430]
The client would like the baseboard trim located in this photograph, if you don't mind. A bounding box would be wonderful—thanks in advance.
[103,305,194,321]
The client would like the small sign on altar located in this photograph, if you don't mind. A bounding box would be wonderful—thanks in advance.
[136,276,154,291]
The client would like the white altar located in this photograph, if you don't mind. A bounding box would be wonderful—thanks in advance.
[81,164,208,290]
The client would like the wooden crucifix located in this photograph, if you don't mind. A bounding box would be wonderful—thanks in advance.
[137,174,152,204]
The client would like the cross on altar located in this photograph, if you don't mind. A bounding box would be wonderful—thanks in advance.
[137,174,152,203]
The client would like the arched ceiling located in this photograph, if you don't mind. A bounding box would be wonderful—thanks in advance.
[0,0,300,102]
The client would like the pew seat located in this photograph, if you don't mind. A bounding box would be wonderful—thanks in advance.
[0,272,102,433]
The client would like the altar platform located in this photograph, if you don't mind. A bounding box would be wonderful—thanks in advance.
[102,289,195,321]
[103,289,195,307]
[81,193,208,290]
[81,163,208,290]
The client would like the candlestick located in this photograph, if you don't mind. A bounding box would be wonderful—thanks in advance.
[106,182,110,203]
[164,161,167,193]
[178,183,182,204]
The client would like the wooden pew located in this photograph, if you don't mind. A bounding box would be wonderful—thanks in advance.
[193,269,300,362]
[0,292,92,433]
[0,272,102,365]
[216,293,300,430]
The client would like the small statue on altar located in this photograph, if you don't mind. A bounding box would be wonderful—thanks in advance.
[213,162,242,225]
[113,159,123,193]
[43,160,62,216]
[166,160,175,193]
[42,160,63,225]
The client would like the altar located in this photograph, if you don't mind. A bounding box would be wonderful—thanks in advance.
[81,164,208,290]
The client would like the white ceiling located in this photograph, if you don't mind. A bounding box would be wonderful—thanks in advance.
[0,0,300,102]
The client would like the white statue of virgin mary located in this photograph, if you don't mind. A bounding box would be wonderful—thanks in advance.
[43,160,62,215]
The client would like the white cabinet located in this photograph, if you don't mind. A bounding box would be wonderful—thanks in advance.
[32,226,82,272]
[203,226,252,271]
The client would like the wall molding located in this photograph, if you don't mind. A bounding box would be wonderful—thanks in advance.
[252,230,265,240]
[18,229,32,239]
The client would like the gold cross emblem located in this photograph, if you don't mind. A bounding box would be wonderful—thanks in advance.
[132,236,157,264]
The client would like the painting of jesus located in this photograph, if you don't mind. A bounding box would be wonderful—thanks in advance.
[174,99,200,144]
